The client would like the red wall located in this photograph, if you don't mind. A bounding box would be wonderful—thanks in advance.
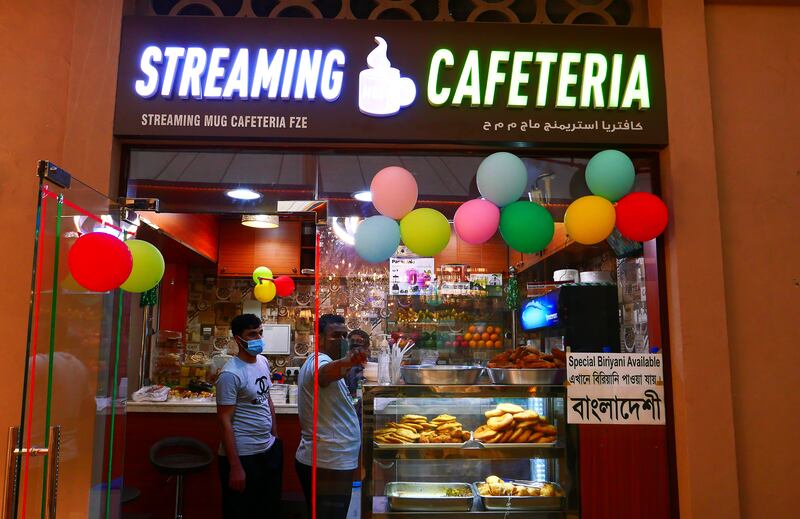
[159,263,189,334]
[123,412,303,518]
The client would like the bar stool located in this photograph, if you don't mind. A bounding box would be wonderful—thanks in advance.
[149,437,214,519]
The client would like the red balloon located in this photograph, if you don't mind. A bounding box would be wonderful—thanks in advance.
[273,276,295,297]
[615,193,669,242]
[67,232,133,292]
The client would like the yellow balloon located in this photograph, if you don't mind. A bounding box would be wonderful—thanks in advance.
[254,281,276,303]
[564,196,616,245]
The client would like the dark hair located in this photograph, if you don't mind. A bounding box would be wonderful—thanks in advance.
[348,329,370,344]
[318,314,345,335]
[231,314,262,337]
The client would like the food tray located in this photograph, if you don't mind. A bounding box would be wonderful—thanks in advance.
[401,365,483,385]
[386,482,474,512]
[374,441,469,449]
[486,368,566,385]
[474,441,557,448]
[473,481,565,511]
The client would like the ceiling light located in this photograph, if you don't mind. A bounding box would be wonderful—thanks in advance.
[241,215,279,229]
[227,188,262,200]
[353,191,372,202]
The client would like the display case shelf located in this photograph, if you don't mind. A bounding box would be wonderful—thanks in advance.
[362,384,578,518]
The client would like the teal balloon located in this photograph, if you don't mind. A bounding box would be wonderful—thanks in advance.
[476,152,528,207]
[355,215,401,263]
[499,201,555,254]
[585,150,635,202]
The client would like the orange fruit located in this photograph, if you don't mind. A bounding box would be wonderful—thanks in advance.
[468,325,476,333]
[464,333,473,341]
[486,326,494,334]
[495,328,503,337]
[469,340,477,348]
[490,333,498,341]
[495,341,503,348]
[478,340,486,348]
[481,332,490,341]
[485,340,493,348]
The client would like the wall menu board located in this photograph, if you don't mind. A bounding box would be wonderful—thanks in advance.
[115,16,668,147]
[566,352,665,425]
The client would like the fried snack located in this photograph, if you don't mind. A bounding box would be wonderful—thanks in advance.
[538,435,557,444]
[515,420,538,429]
[514,410,539,421]
[477,476,564,498]
[487,413,514,431]
[431,414,456,423]
[498,429,514,443]
[488,346,567,369]
[529,431,545,443]
[484,408,505,418]
[497,403,525,414]
[509,427,526,443]
[402,414,427,421]
[517,429,533,443]
[486,475,502,485]
[474,426,499,441]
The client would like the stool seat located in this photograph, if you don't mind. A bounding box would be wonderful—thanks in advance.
[150,437,213,475]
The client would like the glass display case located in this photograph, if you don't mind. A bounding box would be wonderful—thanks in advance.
[362,384,577,518]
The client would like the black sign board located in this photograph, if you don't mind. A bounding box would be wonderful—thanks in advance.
[114,17,667,147]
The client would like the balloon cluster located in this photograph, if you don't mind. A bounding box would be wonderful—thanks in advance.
[67,233,165,293]
[252,266,296,303]
[565,150,668,244]
[355,166,451,262]
[456,152,555,254]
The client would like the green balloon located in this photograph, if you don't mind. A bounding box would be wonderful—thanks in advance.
[252,266,273,284]
[400,208,452,257]
[120,240,165,293]
[499,201,555,254]
[585,150,635,202]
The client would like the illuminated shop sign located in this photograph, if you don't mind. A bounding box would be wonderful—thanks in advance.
[115,17,667,146]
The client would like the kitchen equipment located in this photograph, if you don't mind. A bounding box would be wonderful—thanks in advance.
[474,481,565,511]
[553,269,579,284]
[487,368,566,385]
[385,482,474,512]
[579,270,614,283]
[400,365,483,385]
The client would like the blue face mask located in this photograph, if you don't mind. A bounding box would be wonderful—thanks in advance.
[238,337,264,356]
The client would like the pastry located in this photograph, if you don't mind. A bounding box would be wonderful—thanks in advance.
[487,413,514,431]
[497,403,525,414]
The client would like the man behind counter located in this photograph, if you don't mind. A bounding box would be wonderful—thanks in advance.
[216,313,282,518]
[295,314,367,519]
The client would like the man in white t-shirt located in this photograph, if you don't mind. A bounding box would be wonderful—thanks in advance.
[295,314,366,519]
[216,314,282,518]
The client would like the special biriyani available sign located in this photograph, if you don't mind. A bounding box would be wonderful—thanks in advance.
[114,17,667,146]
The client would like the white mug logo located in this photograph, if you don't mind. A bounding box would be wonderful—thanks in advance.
[358,37,416,117]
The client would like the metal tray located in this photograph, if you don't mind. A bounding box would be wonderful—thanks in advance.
[473,481,565,511]
[386,482,475,512]
[400,365,484,385]
[487,368,566,385]
[374,441,469,449]
[474,441,557,448]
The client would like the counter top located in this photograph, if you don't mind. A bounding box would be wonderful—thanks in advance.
[126,401,298,414]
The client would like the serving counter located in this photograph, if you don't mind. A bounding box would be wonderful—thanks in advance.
[121,400,303,519]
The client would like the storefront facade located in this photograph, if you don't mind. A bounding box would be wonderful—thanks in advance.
[1,1,797,518]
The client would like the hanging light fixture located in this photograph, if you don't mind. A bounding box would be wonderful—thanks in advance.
[241,215,279,229]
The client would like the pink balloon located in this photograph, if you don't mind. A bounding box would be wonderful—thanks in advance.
[454,198,500,244]
[370,166,418,220]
